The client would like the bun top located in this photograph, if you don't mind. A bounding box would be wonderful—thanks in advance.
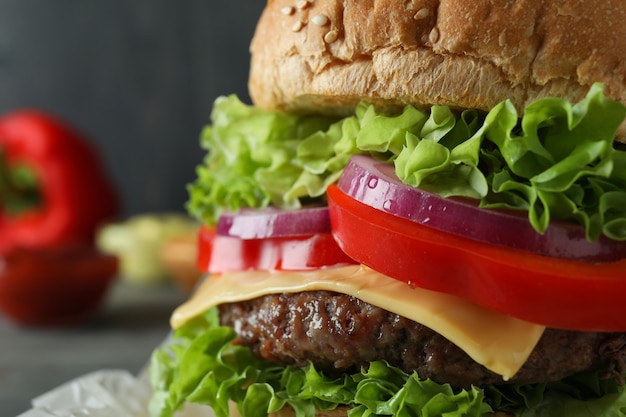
[248,0,626,140]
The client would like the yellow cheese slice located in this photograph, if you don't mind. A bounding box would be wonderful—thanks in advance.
[171,265,545,380]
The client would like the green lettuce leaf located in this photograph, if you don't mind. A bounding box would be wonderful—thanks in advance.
[477,84,626,241]
[150,309,626,417]
[187,84,626,241]
[186,95,351,225]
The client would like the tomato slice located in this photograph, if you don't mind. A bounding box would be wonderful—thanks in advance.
[197,226,356,273]
[327,184,626,331]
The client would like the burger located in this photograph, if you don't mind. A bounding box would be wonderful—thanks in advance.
[149,1,626,416]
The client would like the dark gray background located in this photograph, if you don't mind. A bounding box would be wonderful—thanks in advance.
[0,1,265,217]
[0,3,267,415]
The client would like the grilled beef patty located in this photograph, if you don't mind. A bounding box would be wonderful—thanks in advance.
[219,291,626,388]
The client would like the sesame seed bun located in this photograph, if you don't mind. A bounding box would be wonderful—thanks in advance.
[248,0,626,141]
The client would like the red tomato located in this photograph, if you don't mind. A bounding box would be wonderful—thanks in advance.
[0,245,118,326]
[197,226,356,273]
[326,184,626,332]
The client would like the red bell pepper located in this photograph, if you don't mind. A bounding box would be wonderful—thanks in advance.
[0,110,119,254]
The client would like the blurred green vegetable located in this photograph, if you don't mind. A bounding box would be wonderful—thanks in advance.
[97,213,199,285]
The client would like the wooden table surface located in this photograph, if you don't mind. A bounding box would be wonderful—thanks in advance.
[0,279,188,417]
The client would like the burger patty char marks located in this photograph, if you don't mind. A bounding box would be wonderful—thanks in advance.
[219,291,626,388]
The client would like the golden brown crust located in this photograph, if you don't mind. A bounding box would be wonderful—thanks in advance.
[249,0,626,141]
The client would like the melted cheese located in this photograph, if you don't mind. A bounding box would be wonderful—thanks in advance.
[171,265,545,380]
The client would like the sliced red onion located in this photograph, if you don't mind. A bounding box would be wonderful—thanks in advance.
[217,206,331,239]
[337,155,626,262]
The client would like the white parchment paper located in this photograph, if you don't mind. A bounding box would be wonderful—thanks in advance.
[16,369,215,417]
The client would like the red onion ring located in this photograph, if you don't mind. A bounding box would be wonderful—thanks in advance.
[216,206,331,239]
[337,155,626,262]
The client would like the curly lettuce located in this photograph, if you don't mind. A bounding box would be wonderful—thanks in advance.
[187,84,626,241]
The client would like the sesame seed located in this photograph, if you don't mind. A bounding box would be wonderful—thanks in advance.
[498,31,506,47]
[281,6,295,15]
[428,27,440,43]
[295,0,311,10]
[292,20,304,32]
[324,29,339,43]
[414,8,430,20]
[311,14,329,26]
